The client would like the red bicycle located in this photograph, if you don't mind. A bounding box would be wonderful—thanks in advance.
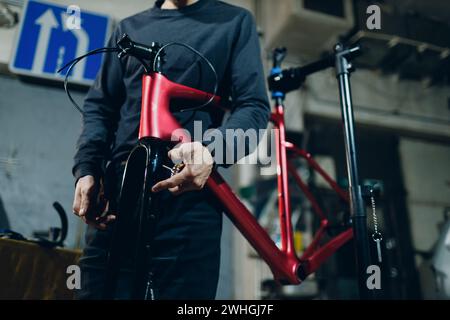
[61,35,368,299]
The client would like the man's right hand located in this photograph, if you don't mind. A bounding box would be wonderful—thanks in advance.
[72,175,116,230]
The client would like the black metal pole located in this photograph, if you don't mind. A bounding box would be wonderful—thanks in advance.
[334,43,372,299]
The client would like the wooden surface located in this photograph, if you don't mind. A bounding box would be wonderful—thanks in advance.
[0,238,82,300]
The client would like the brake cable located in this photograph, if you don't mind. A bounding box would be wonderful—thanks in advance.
[57,47,120,114]
[58,38,219,115]
[153,42,219,112]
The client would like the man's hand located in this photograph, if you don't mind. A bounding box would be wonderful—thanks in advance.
[152,142,214,195]
[73,175,116,230]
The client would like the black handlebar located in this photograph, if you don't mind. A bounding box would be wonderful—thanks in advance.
[268,44,362,95]
[117,34,164,72]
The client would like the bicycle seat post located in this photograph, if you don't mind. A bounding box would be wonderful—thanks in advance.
[334,43,373,300]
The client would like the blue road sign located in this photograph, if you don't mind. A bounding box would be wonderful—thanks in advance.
[9,0,112,85]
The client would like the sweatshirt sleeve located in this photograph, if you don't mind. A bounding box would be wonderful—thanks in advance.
[72,26,126,181]
[203,11,270,166]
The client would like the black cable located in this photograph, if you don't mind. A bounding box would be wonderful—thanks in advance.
[153,42,219,112]
[58,47,120,114]
[59,42,219,115]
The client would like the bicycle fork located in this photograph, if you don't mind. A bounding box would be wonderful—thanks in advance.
[104,137,168,300]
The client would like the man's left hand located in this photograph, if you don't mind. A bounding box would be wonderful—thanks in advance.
[152,142,214,195]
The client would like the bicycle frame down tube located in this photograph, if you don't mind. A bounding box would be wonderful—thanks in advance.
[207,174,301,284]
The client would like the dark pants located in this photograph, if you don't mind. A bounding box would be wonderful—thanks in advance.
[76,162,223,300]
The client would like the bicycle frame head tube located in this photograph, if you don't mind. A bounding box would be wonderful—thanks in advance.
[139,72,221,142]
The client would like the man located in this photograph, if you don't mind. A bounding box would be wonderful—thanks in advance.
[72,0,269,299]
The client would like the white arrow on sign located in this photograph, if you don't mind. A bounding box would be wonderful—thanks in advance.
[61,12,90,81]
[32,9,59,74]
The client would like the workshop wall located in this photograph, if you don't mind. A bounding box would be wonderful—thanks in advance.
[0,75,83,245]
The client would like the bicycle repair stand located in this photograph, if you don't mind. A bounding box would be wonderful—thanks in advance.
[269,43,373,299]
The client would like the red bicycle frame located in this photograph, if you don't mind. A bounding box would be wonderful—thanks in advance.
[139,71,354,285]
